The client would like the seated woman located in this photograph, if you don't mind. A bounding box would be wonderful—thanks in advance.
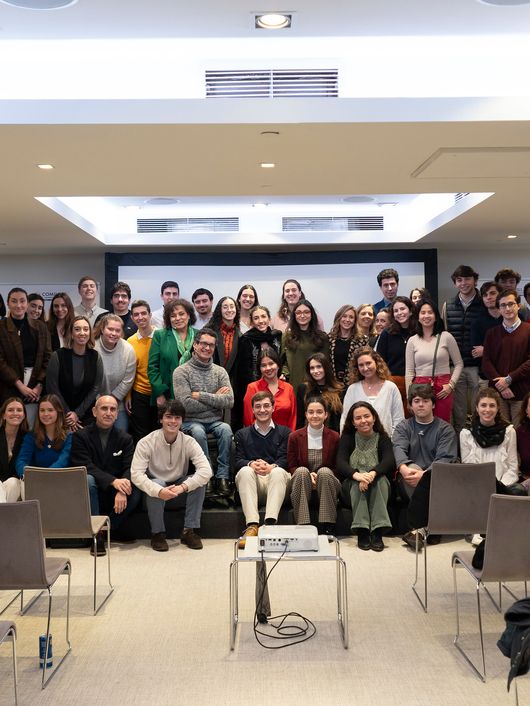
[148,299,197,405]
[281,299,329,392]
[46,315,103,431]
[337,401,395,551]
[0,397,28,502]
[47,292,75,351]
[461,388,525,494]
[243,348,296,430]
[210,296,240,386]
[296,352,343,432]
[236,284,259,334]
[15,394,72,481]
[340,347,404,437]
[288,397,341,534]
[516,390,530,492]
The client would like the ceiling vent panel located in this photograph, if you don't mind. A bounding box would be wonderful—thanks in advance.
[205,69,338,98]
[282,216,384,232]
[137,217,239,233]
[454,192,470,203]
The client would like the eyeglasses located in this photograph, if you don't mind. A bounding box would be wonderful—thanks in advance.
[499,302,518,309]
[196,341,215,348]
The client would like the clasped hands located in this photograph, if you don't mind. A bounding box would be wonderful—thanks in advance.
[250,459,275,476]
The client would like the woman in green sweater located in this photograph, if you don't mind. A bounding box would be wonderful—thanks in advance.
[281,299,329,393]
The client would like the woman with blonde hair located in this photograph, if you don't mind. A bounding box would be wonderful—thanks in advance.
[340,346,404,436]
[328,304,364,387]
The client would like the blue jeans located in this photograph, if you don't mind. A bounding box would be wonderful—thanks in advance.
[145,475,206,534]
[180,420,232,480]
[87,474,142,530]
[114,409,129,433]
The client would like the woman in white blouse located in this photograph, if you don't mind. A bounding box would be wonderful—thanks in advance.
[460,388,524,493]
[340,347,404,437]
[405,298,463,423]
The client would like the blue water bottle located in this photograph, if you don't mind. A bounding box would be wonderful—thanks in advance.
[39,634,53,669]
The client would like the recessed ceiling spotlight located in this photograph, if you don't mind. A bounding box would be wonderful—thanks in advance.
[36,163,54,170]
[478,0,530,5]
[507,234,518,239]
[144,198,181,206]
[260,162,276,168]
[0,0,78,8]
[255,13,292,29]
[252,202,269,208]
[342,196,375,204]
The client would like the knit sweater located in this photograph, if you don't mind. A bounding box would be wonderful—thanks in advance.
[405,331,463,390]
[94,338,136,408]
[172,356,234,423]
[482,322,530,400]
[340,380,404,437]
[234,424,291,470]
[15,432,73,477]
[127,330,154,395]
[131,428,212,497]
[392,416,458,472]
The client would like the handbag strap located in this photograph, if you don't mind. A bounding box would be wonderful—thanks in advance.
[431,334,441,379]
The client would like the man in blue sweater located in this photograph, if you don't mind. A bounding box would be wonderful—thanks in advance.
[234,390,291,546]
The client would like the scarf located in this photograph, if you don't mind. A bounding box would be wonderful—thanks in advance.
[470,416,507,448]
[172,326,196,365]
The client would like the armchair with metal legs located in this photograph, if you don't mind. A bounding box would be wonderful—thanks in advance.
[0,620,18,705]
[411,461,496,612]
[24,466,113,615]
[0,501,71,689]
[452,494,530,682]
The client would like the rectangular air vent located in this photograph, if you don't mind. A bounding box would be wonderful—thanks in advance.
[282,216,384,232]
[205,69,338,98]
[137,218,239,233]
[454,192,470,203]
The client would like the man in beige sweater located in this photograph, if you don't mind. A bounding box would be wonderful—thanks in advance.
[131,399,212,552]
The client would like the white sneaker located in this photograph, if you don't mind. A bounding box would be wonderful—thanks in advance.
[471,534,483,546]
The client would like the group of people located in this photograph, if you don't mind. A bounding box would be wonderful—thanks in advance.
[1,263,530,556]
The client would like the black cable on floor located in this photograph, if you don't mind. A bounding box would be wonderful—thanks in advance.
[252,542,317,649]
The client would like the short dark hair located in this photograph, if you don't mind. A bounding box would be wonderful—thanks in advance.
[377,268,399,286]
[305,395,329,414]
[192,288,213,302]
[195,327,217,343]
[130,299,151,314]
[157,399,186,421]
[7,287,27,300]
[479,280,500,297]
[408,383,435,405]
[28,293,44,304]
[451,265,478,283]
[160,280,179,295]
[111,281,131,299]
[524,283,530,300]
[78,276,98,291]
[497,288,520,308]
[251,390,274,407]
[258,347,281,368]
[495,268,521,285]
[163,298,196,328]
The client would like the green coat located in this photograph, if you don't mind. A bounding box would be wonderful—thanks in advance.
[147,327,197,402]
[281,331,330,393]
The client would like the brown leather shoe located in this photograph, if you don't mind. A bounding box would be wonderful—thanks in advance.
[151,532,169,552]
[238,524,259,549]
[180,528,203,550]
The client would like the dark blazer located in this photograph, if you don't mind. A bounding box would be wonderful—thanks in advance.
[287,426,340,475]
[70,424,134,492]
[0,426,24,482]
[212,326,240,377]
[336,430,395,482]
[0,316,51,402]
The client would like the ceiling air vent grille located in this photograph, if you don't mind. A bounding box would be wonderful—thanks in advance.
[282,216,384,232]
[205,69,338,98]
[454,192,470,203]
[137,217,239,233]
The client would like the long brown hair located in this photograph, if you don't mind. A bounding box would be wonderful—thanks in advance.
[343,400,389,439]
[348,346,391,383]
[303,353,342,415]
[329,305,356,341]
[34,394,68,450]
[47,292,75,344]
[0,397,29,434]
[472,388,508,427]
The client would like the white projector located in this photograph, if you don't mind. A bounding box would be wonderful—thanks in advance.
[257,524,319,552]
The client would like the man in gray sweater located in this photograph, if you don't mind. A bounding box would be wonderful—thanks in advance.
[172,327,234,496]
[131,399,212,552]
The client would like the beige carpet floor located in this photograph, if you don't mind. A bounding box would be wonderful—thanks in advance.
[0,535,526,706]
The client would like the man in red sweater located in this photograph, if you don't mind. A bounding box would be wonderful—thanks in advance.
[482,289,530,422]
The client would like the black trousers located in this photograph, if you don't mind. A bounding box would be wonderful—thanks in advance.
[129,389,158,444]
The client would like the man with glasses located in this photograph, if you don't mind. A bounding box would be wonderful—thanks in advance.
[172,327,234,496]
[95,281,137,338]
[482,289,530,422]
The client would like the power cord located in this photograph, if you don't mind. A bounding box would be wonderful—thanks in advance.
[252,540,316,649]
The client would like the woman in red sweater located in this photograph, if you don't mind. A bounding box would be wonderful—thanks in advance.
[242,347,296,430]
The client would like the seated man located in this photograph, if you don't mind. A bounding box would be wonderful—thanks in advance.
[131,399,212,552]
[70,395,140,555]
[392,383,458,549]
[234,390,291,545]
[172,327,234,496]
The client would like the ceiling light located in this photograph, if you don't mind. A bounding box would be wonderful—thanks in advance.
[144,198,181,206]
[507,234,518,239]
[252,202,269,208]
[478,0,530,5]
[0,0,78,8]
[255,13,291,29]
[260,162,275,168]
[36,163,54,170]
[342,196,375,204]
